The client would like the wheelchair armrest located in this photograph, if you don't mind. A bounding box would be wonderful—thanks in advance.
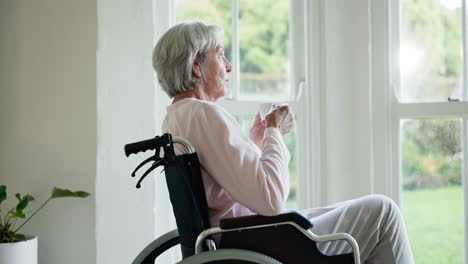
[132,229,180,264]
[219,211,313,230]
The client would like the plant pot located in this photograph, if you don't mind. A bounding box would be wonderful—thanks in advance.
[0,235,38,264]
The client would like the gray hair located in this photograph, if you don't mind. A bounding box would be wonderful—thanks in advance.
[153,21,224,98]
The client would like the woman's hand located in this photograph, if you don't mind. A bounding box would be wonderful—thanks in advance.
[250,113,266,148]
[265,105,294,135]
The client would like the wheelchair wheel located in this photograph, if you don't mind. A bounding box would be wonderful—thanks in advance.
[176,249,283,264]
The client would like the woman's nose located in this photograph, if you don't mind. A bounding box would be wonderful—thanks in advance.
[225,59,232,73]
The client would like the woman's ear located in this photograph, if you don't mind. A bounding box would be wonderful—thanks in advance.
[192,56,202,78]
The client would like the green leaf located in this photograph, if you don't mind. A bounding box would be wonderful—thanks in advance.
[51,187,90,199]
[0,185,6,202]
[16,194,34,211]
[13,233,26,242]
[11,210,26,219]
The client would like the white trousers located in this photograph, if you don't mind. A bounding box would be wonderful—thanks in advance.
[300,195,414,264]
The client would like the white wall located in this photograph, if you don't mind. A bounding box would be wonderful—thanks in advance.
[0,1,97,263]
[320,0,374,204]
[96,0,158,263]
[152,3,178,263]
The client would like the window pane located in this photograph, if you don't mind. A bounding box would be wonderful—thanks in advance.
[400,0,463,102]
[239,115,297,209]
[401,118,463,263]
[238,0,290,101]
[175,0,233,95]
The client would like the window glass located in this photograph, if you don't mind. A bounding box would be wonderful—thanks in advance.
[176,1,297,209]
[400,0,463,102]
[401,118,463,263]
[238,0,290,101]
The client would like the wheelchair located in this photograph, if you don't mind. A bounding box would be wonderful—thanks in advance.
[124,133,361,264]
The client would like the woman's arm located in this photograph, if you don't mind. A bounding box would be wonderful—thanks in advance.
[193,102,291,215]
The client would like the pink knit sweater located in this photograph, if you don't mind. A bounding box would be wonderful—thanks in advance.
[162,98,290,227]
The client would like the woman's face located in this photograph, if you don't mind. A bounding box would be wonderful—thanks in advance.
[200,45,232,101]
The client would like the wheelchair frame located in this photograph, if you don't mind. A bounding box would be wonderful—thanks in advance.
[125,134,361,264]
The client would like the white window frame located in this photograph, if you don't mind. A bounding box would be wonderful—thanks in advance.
[294,0,326,209]
[371,0,468,262]
[218,0,323,210]
[153,0,324,210]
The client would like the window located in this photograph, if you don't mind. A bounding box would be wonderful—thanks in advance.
[175,0,299,208]
[391,0,468,262]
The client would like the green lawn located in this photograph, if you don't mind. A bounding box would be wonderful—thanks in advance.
[402,186,464,264]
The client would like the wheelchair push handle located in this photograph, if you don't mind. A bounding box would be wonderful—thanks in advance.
[124,133,196,189]
[124,134,172,157]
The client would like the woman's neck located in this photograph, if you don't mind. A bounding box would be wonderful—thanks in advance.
[172,92,196,104]
[172,86,215,104]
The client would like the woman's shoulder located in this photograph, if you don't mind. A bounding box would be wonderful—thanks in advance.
[184,98,230,117]
[167,98,230,120]
[169,97,216,108]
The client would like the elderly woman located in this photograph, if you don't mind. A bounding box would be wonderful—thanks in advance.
[153,21,414,264]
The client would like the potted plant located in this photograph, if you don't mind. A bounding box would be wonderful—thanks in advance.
[0,185,89,264]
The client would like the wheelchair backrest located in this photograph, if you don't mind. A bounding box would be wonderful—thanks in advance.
[164,152,211,258]
[124,133,211,259]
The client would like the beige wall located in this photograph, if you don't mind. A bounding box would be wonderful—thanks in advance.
[0,1,97,263]
[1,0,160,262]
